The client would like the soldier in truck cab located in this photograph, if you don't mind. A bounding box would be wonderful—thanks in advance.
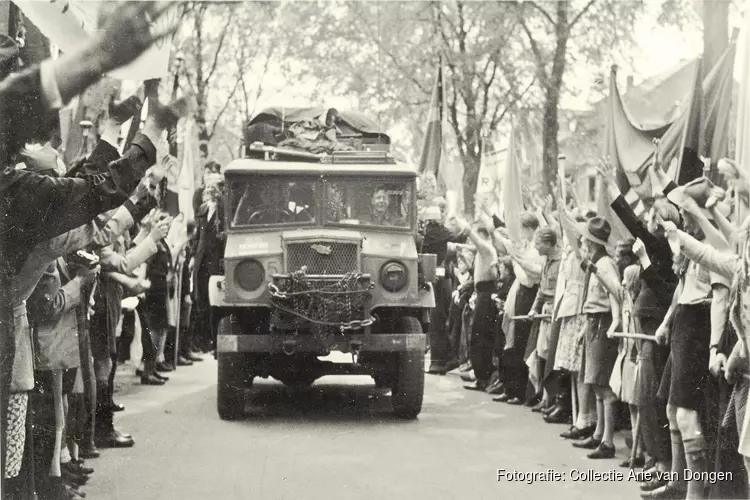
[360,185,404,226]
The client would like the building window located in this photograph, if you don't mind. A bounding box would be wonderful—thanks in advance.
[588,176,597,203]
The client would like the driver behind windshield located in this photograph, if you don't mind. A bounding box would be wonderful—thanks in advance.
[232,181,313,225]
[359,185,404,226]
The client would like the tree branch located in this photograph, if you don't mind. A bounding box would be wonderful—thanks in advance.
[514,5,550,88]
[528,1,557,26]
[208,76,242,141]
[203,10,234,86]
[568,0,597,30]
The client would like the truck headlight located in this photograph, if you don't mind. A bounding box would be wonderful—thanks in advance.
[235,259,265,291]
[380,261,408,292]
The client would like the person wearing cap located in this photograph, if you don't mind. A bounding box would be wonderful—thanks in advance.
[556,212,597,440]
[419,205,467,375]
[570,216,622,460]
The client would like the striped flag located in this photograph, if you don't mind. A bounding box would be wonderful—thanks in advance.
[418,55,447,186]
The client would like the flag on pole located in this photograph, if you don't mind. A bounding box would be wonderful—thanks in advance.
[502,129,524,242]
[675,59,706,185]
[418,55,447,185]
[177,118,198,223]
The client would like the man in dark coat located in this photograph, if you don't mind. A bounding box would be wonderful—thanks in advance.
[419,206,468,374]
[0,3,179,489]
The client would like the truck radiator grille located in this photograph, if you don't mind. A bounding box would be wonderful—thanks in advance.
[285,242,359,274]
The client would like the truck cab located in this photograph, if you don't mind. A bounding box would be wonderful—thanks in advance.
[212,144,435,420]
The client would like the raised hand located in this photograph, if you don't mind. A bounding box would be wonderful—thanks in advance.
[95,2,180,75]
[596,157,616,187]
[632,238,647,260]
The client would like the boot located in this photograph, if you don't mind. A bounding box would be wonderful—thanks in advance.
[94,382,134,448]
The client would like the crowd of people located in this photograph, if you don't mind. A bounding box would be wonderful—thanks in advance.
[419,155,750,500]
[0,3,231,499]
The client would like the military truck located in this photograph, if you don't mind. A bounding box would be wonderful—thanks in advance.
[210,108,436,420]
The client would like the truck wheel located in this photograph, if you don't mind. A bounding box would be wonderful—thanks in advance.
[217,316,248,420]
[391,316,425,419]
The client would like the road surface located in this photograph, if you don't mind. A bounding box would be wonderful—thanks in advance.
[86,355,641,500]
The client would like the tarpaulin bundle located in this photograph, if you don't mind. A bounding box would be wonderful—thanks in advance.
[244,107,390,154]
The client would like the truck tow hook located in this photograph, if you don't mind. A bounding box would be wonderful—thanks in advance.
[282,340,296,356]
[350,340,363,365]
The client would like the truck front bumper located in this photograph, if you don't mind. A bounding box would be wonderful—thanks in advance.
[217,333,425,354]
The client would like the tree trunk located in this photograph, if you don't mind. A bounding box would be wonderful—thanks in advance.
[462,152,481,215]
[541,95,560,197]
[540,2,570,197]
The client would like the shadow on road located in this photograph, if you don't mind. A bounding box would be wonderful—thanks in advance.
[231,376,416,424]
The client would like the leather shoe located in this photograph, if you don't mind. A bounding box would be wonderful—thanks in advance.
[620,456,645,468]
[61,467,88,486]
[445,359,460,372]
[492,393,511,403]
[587,442,615,459]
[560,425,595,440]
[141,374,166,386]
[572,437,601,449]
[640,476,668,492]
[72,459,94,475]
[463,380,488,391]
[156,361,175,372]
[506,397,523,405]
[177,356,193,367]
[79,446,100,459]
[187,352,204,362]
[531,400,546,413]
[459,370,476,382]
[542,404,559,416]
[544,407,571,424]
[110,401,125,412]
[426,363,447,375]
[95,429,134,448]
[484,380,505,395]
[62,461,93,476]
[640,483,687,499]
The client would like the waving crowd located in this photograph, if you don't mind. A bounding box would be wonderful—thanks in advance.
[419,154,750,500]
[0,3,234,499]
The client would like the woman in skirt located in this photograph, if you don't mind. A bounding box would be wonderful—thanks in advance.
[556,212,594,440]
[570,217,622,460]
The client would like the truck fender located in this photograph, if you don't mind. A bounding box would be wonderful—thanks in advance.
[208,276,230,307]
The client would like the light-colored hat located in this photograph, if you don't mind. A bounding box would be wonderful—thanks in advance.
[423,206,441,221]
[666,177,731,220]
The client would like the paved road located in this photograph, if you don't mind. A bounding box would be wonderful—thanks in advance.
[87,356,641,500]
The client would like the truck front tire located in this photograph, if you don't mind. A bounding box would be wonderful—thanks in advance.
[391,316,425,419]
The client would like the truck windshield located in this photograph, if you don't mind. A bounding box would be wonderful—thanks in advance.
[229,178,316,227]
[325,178,412,229]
